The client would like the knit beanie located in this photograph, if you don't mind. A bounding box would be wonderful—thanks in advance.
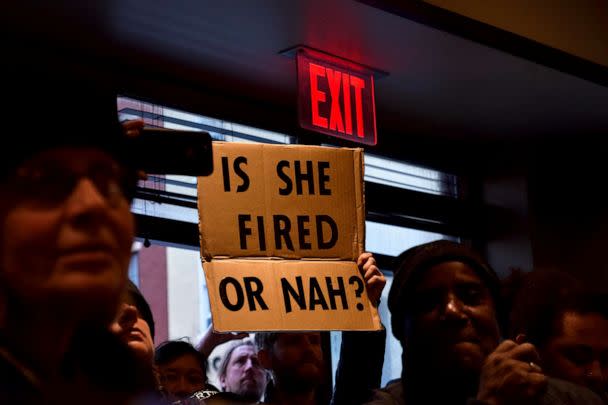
[125,280,156,340]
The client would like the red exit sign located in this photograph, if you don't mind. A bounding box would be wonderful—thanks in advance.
[296,48,377,146]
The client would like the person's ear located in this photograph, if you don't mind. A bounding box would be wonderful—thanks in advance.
[257,349,271,369]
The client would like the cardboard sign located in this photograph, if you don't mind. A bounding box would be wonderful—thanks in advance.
[198,142,365,260]
[297,48,377,146]
[204,260,380,331]
[198,142,381,331]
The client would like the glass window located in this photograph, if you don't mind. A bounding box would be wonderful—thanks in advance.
[330,272,406,386]
[120,95,460,389]
[364,153,457,197]
[119,96,457,227]
[366,221,457,257]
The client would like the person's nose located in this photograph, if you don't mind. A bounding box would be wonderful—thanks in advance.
[440,294,467,322]
[175,376,193,398]
[243,357,255,371]
[301,336,314,351]
[301,335,322,358]
[64,178,108,219]
[116,304,138,332]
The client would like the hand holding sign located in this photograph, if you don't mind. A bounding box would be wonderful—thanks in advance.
[357,252,385,307]
[197,323,249,357]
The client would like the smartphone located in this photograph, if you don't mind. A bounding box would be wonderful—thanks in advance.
[130,128,214,176]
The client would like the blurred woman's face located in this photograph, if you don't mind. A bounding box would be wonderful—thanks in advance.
[110,302,155,363]
[0,147,135,322]
[541,312,608,399]
[406,262,500,374]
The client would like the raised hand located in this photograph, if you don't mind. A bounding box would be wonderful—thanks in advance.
[196,323,250,357]
[357,252,386,307]
[477,339,547,405]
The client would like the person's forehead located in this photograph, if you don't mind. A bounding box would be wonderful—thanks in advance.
[19,147,118,168]
[415,261,484,290]
[163,354,204,373]
[231,345,256,359]
[558,312,608,343]
[278,332,321,340]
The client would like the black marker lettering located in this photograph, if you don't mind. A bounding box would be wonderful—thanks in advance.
[277,160,292,195]
[281,276,306,313]
[244,277,268,311]
[219,277,244,311]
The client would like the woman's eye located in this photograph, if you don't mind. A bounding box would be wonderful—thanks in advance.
[563,347,592,366]
[462,289,482,305]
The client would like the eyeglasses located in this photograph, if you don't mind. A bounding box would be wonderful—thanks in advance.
[6,159,136,208]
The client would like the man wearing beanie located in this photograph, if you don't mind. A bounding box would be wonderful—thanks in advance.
[365,240,603,405]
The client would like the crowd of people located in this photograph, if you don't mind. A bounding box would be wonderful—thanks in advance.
[1,62,608,405]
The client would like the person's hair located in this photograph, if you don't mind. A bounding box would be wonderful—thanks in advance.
[218,340,256,379]
[154,340,208,378]
[253,332,280,353]
[536,293,608,348]
[388,240,501,342]
[1,67,132,180]
[0,50,141,205]
[125,280,156,340]
[509,269,608,348]
[507,269,578,343]
[567,292,608,319]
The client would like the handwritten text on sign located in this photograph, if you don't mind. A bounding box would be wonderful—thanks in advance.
[198,143,365,260]
[203,260,380,332]
[197,143,380,331]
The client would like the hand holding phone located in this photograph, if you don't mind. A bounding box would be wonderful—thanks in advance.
[128,127,214,176]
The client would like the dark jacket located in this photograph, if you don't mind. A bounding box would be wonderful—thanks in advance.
[0,346,42,405]
[258,329,386,405]
[331,329,386,405]
[364,377,604,405]
[0,327,160,405]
